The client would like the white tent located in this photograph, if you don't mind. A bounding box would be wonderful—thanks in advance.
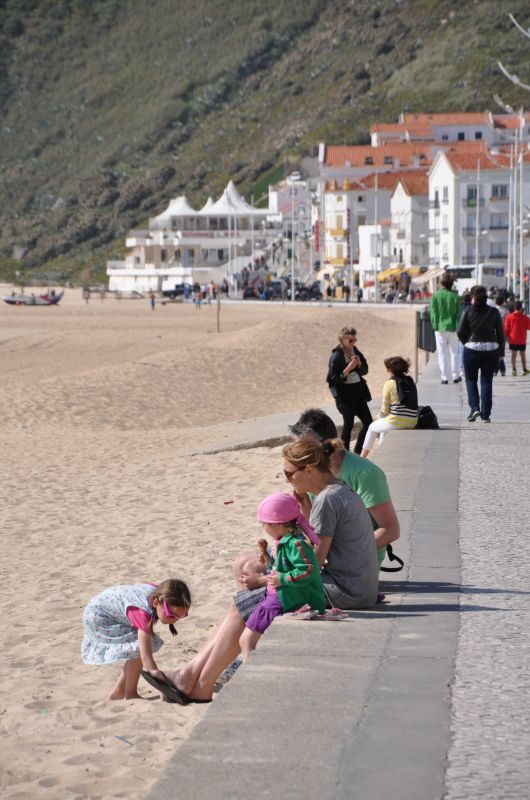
[155,195,197,220]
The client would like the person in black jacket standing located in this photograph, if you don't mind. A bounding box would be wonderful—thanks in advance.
[326,326,373,452]
[457,285,505,423]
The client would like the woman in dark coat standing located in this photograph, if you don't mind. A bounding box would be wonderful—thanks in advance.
[457,284,505,423]
[326,326,373,453]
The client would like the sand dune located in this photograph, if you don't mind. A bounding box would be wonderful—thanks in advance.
[0,287,416,798]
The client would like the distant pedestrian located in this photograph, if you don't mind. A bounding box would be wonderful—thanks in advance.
[429,273,461,384]
[150,292,156,310]
[504,301,530,376]
[343,284,350,303]
[356,286,363,303]
[457,284,505,423]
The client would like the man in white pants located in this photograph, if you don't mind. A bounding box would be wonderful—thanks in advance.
[429,272,462,384]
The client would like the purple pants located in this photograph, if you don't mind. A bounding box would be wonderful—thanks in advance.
[245,591,283,634]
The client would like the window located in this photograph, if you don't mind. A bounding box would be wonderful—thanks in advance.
[467,186,477,200]
[336,195,344,203]
[490,213,508,229]
[161,249,167,262]
[384,156,393,164]
[443,245,448,259]
[365,156,373,165]
[475,131,482,140]
[491,243,508,257]
[443,186,449,201]
[458,132,465,141]
[492,184,508,199]
[442,134,449,141]
[358,214,366,226]
[336,215,343,229]
[357,196,364,202]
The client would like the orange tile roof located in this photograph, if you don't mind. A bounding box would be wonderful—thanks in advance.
[493,114,530,130]
[324,144,432,167]
[401,112,491,125]
[359,169,429,190]
[443,152,511,171]
[443,140,488,152]
[396,173,429,196]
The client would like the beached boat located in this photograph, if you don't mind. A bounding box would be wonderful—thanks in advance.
[2,289,64,306]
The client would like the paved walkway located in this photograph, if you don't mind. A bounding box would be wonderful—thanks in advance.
[149,358,530,800]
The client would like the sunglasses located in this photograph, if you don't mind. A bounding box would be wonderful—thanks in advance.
[283,466,306,482]
[161,598,186,621]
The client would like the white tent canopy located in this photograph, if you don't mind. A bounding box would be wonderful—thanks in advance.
[155,195,197,220]
[199,182,275,216]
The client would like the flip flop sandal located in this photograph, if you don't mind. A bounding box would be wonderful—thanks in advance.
[141,670,191,705]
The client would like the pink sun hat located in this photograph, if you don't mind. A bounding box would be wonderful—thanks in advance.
[257,492,319,546]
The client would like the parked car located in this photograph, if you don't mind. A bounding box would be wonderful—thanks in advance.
[298,281,323,301]
[285,280,322,301]
[266,280,287,300]
[162,284,191,299]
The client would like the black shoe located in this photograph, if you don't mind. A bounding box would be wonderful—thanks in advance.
[482,417,491,423]
[441,380,449,385]
[467,410,481,422]
[453,377,462,383]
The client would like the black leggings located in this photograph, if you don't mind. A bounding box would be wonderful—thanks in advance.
[335,386,373,453]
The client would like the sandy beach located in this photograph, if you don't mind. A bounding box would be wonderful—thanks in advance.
[0,287,416,799]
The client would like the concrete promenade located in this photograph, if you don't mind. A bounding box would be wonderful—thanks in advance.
[149,357,530,800]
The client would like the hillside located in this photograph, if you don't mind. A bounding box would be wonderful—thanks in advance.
[1,0,530,281]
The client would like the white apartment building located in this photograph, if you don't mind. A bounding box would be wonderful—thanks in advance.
[428,150,530,271]
[389,174,429,269]
[358,222,391,300]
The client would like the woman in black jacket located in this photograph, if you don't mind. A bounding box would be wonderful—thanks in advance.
[326,326,373,452]
[457,285,505,423]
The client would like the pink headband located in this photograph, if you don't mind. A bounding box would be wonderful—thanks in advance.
[257,492,319,546]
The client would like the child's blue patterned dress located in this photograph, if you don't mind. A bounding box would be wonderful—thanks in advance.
[81,583,163,665]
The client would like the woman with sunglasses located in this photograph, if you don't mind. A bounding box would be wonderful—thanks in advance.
[82,578,191,700]
[282,440,379,610]
[326,326,373,453]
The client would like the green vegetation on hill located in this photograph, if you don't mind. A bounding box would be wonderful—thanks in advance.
[1,0,529,279]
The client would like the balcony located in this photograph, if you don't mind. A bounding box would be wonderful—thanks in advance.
[462,255,488,265]
[462,227,477,236]
[429,200,440,210]
[489,224,509,230]
[462,198,485,208]
[490,195,509,202]
[328,228,348,237]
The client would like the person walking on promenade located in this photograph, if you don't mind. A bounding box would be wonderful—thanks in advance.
[326,326,373,454]
[457,284,505,423]
[82,579,191,700]
[360,356,418,458]
[504,301,530,376]
[429,273,462,384]
[149,291,156,310]
[239,493,326,660]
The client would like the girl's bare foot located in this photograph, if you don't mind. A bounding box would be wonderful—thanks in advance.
[107,688,125,700]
